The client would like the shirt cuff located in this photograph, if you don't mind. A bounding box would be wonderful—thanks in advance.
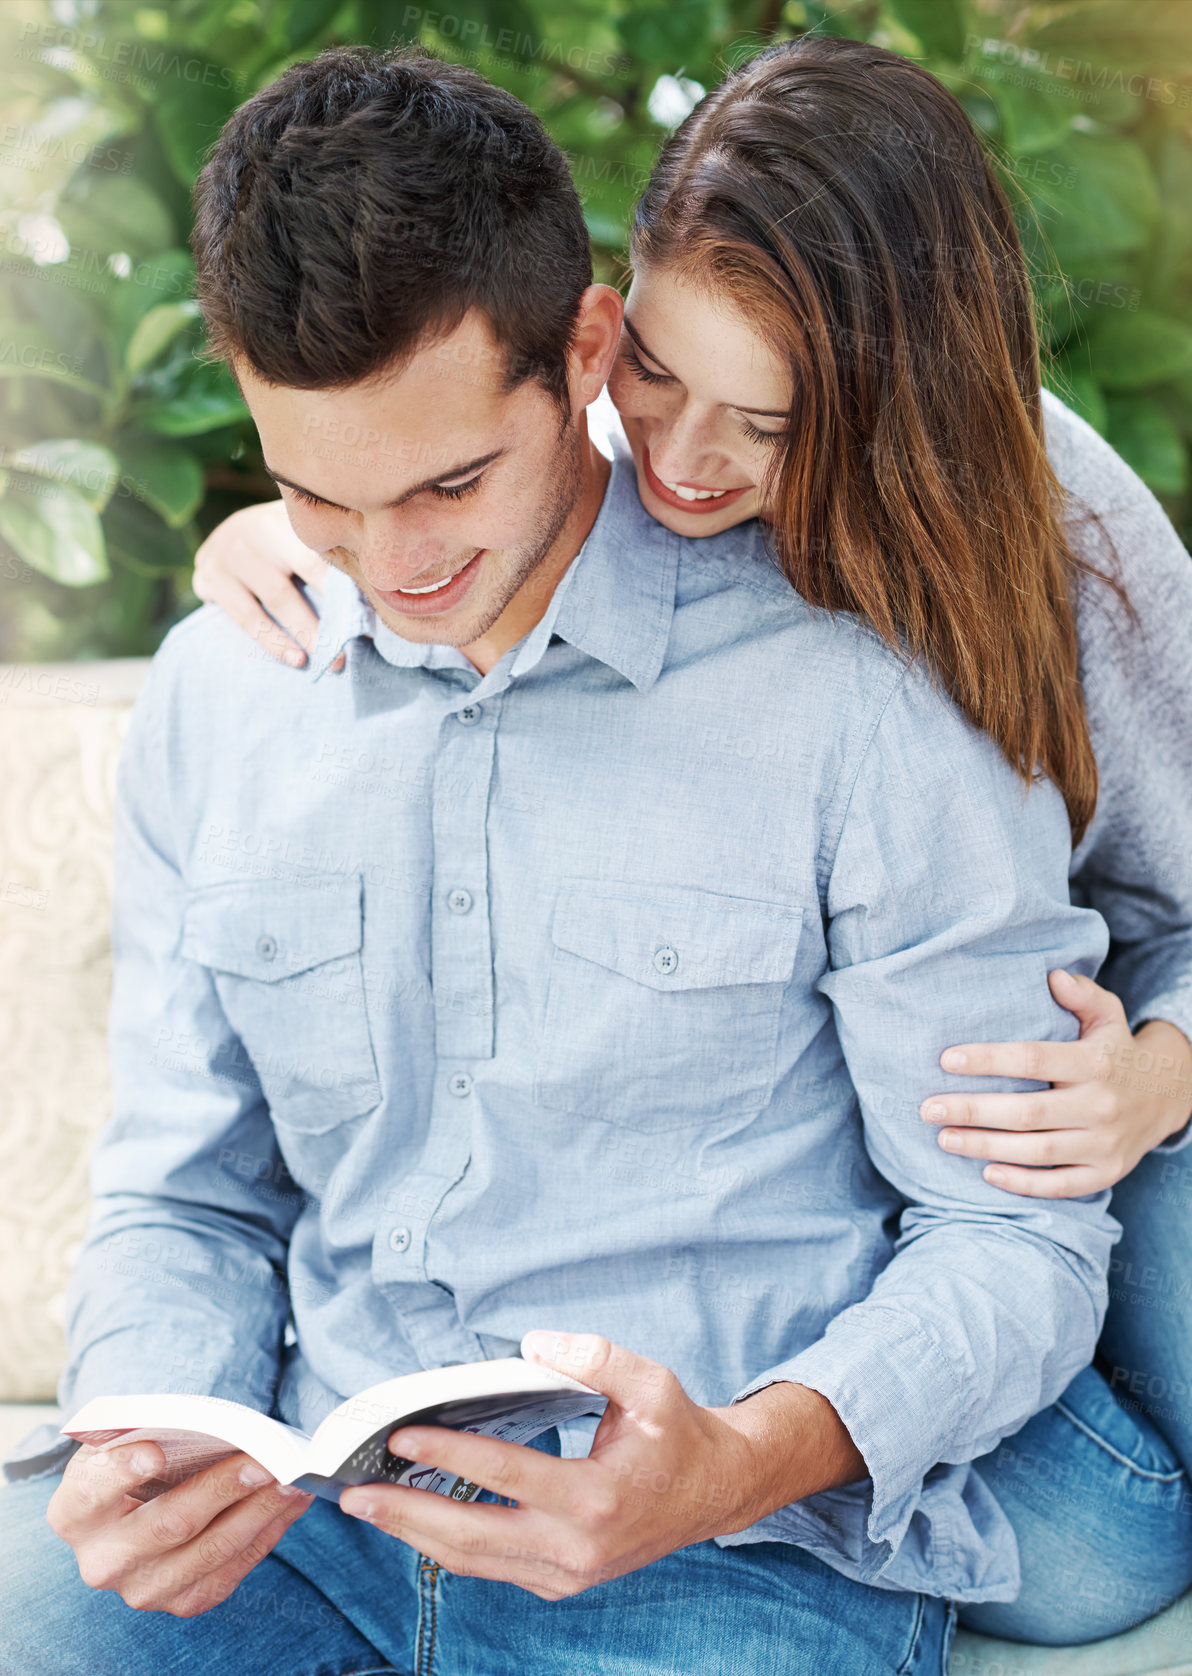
[731,1311,963,1581]
[2,1423,79,1484]
[1126,987,1192,1153]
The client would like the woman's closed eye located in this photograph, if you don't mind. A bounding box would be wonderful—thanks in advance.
[740,419,784,447]
[623,341,783,448]
[622,342,672,386]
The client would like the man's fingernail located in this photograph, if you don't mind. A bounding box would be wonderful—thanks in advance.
[522,1330,559,1362]
[941,1050,966,1070]
[284,649,306,667]
[130,1449,157,1475]
[986,1167,1006,1186]
[939,1130,961,1150]
[239,1461,274,1488]
[922,1102,947,1121]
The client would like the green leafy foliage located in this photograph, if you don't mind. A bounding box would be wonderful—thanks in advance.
[1,0,1189,659]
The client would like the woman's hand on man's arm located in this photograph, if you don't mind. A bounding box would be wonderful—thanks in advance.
[191,499,342,670]
[922,969,1192,1197]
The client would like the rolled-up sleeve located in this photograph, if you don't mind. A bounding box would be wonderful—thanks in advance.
[732,665,1119,1586]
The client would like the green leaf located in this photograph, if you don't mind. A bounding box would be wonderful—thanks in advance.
[139,385,249,437]
[1016,134,1159,271]
[0,479,109,585]
[1025,3,1192,74]
[619,1,713,66]
[886,0,967,61]
[0,327,107,401]
[1105,396,1189,496]
[267,0,347,51]
[154,65,243,189]
[5,440,121,510]
[57,174,175,260]
[116,441,204,528]
[1089,310,1192,392]
[982,77,1076,156]
[125,301,202,377]
[107,250,197,358]
[101,487,196,574]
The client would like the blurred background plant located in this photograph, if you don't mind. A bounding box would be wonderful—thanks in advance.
[0,0,1189,660]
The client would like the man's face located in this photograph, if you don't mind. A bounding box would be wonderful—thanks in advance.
[236,310,585,648]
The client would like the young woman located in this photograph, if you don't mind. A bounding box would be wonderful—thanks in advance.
[191,36,1192,1646]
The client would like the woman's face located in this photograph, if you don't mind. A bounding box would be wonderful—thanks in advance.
[606,263,791,536]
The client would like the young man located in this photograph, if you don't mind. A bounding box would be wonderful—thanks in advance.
[0,48,1116,1675]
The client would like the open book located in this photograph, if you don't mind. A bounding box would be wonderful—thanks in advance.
[62,1358,605,1504]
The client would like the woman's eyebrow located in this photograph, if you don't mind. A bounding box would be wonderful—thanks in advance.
[623,317,787,419]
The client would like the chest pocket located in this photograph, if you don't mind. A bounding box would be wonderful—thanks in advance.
[534,880,802,1132]
[181,874,381,1133]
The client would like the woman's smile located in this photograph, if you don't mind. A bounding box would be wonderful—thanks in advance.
[640,445,754,515]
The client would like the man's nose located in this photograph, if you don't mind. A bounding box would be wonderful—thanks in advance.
[355,517,445,589]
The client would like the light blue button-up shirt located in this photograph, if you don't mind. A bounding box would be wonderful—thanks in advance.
[42,436,1121,1602]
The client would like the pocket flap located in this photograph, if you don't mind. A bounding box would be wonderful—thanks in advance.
[181,875,364,983]
[551,880,802,992]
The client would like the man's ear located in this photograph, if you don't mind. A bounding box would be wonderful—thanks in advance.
[567,284,625,411]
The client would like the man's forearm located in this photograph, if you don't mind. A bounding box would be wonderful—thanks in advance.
[717,1379,867,1525]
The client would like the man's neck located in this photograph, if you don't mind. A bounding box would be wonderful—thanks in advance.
[461,430,611,676]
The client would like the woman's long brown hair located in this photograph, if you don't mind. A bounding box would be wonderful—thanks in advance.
[633,35,1118,844]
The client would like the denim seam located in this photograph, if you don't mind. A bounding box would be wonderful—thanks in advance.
[1054,1398,1187,1481]
[415,1556,439,1676]
[894,1591,925,1675]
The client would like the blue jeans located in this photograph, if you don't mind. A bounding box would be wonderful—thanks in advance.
[961,1140,1192,1645]
[0,1453,954,1675]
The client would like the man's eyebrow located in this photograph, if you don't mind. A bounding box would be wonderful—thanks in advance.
[623,316,788,421]
[263,449,506,509]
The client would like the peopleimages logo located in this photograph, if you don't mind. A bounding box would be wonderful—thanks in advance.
[965,32,1192,108]
[16,19,241,88]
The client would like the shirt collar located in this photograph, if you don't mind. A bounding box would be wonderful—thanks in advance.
[307,442,678,694]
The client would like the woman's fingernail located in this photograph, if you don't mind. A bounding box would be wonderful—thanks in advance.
[284,649,306,667]
[922,1102,947,1121]
[941,1050,966,1070]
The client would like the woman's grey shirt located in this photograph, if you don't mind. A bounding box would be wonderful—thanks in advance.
[1046,389,1192,1140]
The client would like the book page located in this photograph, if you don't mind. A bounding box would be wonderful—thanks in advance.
[294,1393,593,1503]
[70,1428,244,1503]
[62,1394,313,1497]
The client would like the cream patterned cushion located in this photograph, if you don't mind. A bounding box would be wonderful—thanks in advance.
[0,659,149,1401]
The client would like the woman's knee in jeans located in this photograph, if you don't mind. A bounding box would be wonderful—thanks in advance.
[961,1365,1192,1646]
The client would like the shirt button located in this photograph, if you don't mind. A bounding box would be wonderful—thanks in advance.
[388,1226,411,1254]
[448,1071,474,1098]
[457,703,482,726]
[256,934,277,961]
[653,944,679,976]
[447,888,473,915]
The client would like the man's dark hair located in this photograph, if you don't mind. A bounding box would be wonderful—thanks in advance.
[193,47,592,404]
